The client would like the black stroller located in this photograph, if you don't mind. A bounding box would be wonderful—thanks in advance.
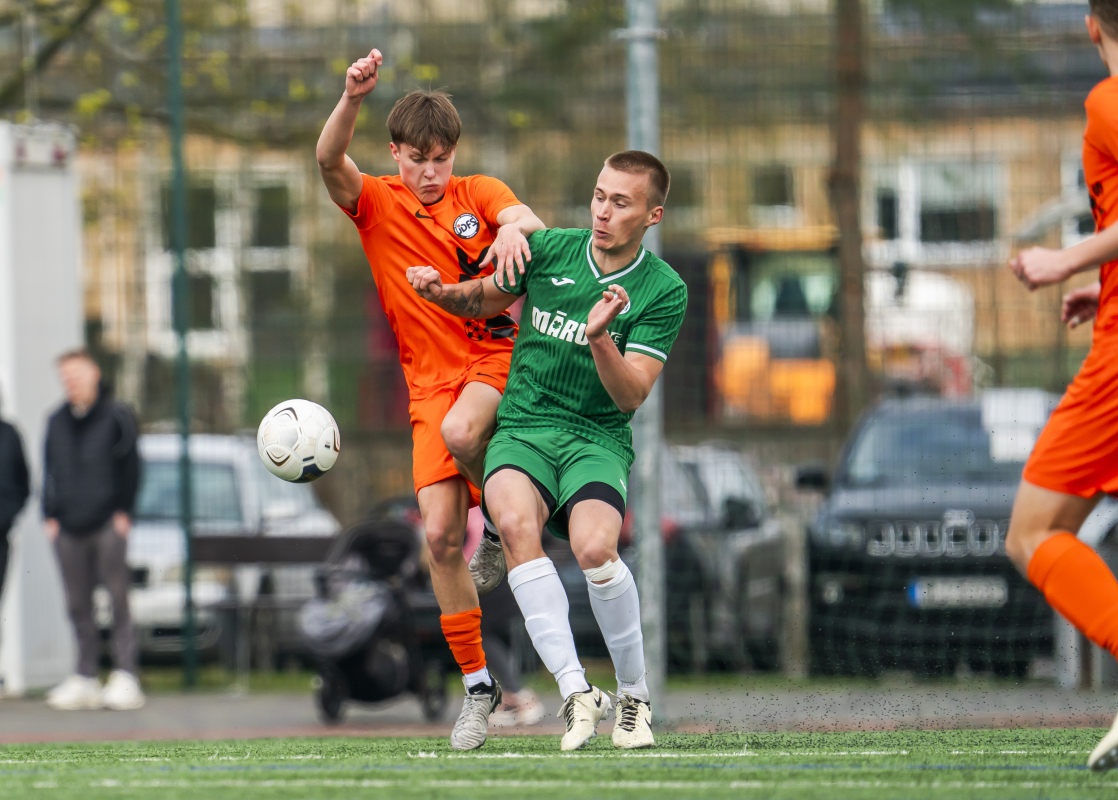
[300,517,451,723]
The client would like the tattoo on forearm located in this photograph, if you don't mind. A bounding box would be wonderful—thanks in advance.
[442,280,484,318]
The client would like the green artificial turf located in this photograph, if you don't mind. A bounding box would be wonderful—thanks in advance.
[1,730,1116,799]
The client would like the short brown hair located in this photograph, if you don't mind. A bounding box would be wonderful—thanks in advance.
[605,150,670,208]
[386,90,461,155]
[57,348,96,365]
[1091,0,1118,37]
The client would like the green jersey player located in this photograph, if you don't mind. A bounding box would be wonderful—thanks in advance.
[408,151,686,752]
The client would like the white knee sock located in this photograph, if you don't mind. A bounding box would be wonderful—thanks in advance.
[508,557,589,699]
[585,559,649,703]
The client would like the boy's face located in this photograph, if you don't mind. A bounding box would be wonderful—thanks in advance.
[590,165,664,254]
[391,142,455,205]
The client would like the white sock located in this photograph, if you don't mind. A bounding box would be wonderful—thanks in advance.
[585,559,649,703]
[508,557,589,699]
[463,666,492,689]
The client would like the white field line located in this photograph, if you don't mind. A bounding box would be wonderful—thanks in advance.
[20,778,1113,791]
[437,750,910,760]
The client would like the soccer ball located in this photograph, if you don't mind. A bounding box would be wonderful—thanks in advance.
[257,399,341,483]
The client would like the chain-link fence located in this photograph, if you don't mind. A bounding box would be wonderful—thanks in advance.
[9,0,1107,683]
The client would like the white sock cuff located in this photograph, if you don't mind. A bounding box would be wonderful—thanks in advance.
[508,557,557,591]
[585,560,634,601]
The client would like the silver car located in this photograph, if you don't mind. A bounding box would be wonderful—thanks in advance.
[98,434,340,661]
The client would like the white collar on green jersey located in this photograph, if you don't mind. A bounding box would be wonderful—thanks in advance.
[585,235,646,283]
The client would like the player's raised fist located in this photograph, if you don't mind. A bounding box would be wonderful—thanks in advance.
[345,49,383,99]
[587,284,630,340]
[407,265,444,300]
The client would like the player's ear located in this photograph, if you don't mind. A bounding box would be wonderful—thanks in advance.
[389,142,401,163]
[1088,14,1104,46]
[646,206,664,227]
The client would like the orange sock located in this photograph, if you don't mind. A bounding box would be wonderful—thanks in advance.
[440,607,487,675]
[1028,532,1118,659]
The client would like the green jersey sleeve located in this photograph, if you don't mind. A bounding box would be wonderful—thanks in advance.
[624,281,688,363]
[491,228,557,296]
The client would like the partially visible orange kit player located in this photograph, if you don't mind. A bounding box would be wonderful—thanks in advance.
[1007,1,1118,772]
[315,49,544,751]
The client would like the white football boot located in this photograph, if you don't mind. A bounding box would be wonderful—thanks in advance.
[450,677,501,751]
[469,524,507,596]
[559,687,611,751]
[101,669,146,711]
[46,675,103,711]
[1089,709,1118,771]
[611,693,654,750]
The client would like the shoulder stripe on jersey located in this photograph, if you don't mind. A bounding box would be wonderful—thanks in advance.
[599,249,645,284]
[626,342,667,359]
[584,236,646,283]
[493,272,518,294]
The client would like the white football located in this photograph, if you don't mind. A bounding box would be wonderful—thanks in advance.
[257,399,340,483]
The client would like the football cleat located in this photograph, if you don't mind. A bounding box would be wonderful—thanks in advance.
[611,693,654,750]
[450,677,501,751]
[559,686,611,751]
[469,525,507,596]
[1089,709,1118,771]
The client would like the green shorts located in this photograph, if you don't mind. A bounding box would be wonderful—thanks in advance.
[483,427,631,540]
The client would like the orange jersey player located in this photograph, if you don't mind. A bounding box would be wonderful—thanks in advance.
[1007,1,1118,772]
[316,49,545,751]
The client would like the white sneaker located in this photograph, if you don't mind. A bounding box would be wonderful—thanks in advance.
[559,686,611,751]
[450,677,501,751]
[490,689,546,727]
[469,527,506,596]
[101,670,145,711]
[611,693,654,749]
[46,675,103,711]
[1089,709,1118,771]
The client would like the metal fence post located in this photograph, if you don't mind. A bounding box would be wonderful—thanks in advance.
[623,0,666,715]
[166,0,196,689]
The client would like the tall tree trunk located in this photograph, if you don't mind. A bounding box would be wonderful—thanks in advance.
[830,0,872,429]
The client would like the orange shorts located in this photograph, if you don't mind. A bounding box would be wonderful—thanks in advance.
[1023,333,1118,497]
[409,353,510,501]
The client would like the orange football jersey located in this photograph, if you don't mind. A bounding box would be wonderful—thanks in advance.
[341,173,521,394]
[1084,76,1118,323]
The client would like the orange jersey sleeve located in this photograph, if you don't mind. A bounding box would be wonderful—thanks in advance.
[338,174,394,231]
[461,175,523,228]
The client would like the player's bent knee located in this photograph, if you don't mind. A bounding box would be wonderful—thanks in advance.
[572,540,619,573]
[425,520,465,564]
[440,415,483,462]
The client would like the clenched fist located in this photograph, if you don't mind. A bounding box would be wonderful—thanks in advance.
[346,49,383,99]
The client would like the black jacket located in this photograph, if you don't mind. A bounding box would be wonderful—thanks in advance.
[0,420,29,535]
[42,384,140,535]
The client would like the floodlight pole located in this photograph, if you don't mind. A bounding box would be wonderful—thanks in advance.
[622,0,666,715]
[166,0,196,689]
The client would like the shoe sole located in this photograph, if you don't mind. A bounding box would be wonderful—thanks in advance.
[613,737,655,750]
[104,700,146,711]
[47,700,103,711]
[561,730,597,751]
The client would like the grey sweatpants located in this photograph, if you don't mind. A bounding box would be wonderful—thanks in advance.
[54,522,138,677]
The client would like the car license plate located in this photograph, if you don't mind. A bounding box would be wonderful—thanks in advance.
[907,577,1008,609]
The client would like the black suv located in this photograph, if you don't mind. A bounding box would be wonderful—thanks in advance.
[802,390,1059,677]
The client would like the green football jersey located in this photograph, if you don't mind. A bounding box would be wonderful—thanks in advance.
[493,227,688,463]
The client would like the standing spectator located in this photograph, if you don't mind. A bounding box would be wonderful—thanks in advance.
[42,350,143,711]
[0,398,30,601]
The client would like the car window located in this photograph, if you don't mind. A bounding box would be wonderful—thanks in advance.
[843,408,1026,487]
[251,457,319,514]
[134,461,242,522]
[661,453,710,525]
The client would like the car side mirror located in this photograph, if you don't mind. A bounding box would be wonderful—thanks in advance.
[795,463,829,492]
[722,497,761,530]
